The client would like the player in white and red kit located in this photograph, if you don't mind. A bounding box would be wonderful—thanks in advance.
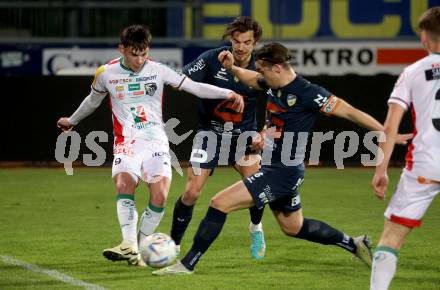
[370,7,440,290]
[57,25,243,266]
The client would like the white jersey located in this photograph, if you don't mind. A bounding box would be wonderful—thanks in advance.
[388,53,440,181]
[92,57,186,144]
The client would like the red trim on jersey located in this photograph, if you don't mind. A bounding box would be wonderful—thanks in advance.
[267,101,287,113]
[108,97,124,145]
[405,105,417,171]
[390,214,422,228]
[107,58,120,65]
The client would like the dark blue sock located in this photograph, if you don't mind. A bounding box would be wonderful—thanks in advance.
[293,218,356,253]
[170,196,194,245]
[249,206,264,225]
[181,207,227,270]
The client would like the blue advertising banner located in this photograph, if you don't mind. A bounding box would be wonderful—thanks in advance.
[185,0,440,39]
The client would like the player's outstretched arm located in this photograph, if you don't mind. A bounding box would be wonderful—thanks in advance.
[329,97,384,131]
[56,91,106,131]
[218,51,262,90]
[178,77,244,112]
[327,97,412,145]
[372,103,406,200]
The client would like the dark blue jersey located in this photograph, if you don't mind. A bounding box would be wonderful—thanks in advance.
[260,76,334,166]
[183,46,261,134]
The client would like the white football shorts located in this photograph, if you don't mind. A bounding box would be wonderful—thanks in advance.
[385,169,440,227]
[111,139,172,183]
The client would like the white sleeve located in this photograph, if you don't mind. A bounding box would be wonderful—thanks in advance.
[91,65,108,94]
[68,90,107,125]
[178,77,232,99]
[388,69,411,110]
[160,63,187,88]
[160,62,232,99]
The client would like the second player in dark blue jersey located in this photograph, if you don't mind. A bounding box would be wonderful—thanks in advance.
[183,46,259,134]
[169,16,267,260]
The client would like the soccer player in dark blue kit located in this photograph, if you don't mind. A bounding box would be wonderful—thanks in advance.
[155,42,411,275]
[169,16,267,259]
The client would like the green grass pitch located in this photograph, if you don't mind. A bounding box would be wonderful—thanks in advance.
[0,167,439,290]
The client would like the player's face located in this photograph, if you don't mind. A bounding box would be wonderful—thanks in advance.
[120,45,149,72]
[230,30,256,63]
[256,60,279,88]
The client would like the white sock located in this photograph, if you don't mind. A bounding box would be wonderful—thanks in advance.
[116,195,138,251]
[249,222,263,232]
[370,247,398,290]
[138,204,164,245]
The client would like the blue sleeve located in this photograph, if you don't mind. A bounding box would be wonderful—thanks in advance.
[301,83,333,111]
[182,49,216,82]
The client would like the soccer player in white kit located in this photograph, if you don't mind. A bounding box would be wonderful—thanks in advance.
[370,7,440,290]
[57,25,244,266]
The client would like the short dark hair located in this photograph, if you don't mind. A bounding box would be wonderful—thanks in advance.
[120,25,151,51]
[418,7,440,37]
[222,16,262,43]
[255,42,293,68]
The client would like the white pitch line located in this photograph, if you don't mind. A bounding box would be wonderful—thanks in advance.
[0,255,107,290]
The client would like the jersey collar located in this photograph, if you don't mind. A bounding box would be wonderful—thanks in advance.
[119,57,147,74]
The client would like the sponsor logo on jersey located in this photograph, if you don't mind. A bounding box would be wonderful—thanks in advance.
[287,94,297,106]
[313,94,329,107]
[214,68,228,81]
[145,82,158,96]
[115,85,125,99]
[131,106,147,123]
[136,75,157,82]
[187,59,206,75]
[322,96,338,114]
[425,67,440,81]
[258,185,274,204]
[116,92,125,100]
[128,83,141,91]
[113,145,134,156]
[109,78,132,84]
[152,151,170,158]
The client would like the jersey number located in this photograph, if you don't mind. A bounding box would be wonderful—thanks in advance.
[434,89,440,131]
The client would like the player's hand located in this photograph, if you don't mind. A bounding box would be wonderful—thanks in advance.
[57,117,74,131]
[396,133,413,145]
[218,51,234,70]
[226,92,244,113]
[251,129,266,151]
[371,172,389,200]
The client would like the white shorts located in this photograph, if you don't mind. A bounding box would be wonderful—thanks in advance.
[111,139,172,184]
[385,170,440,227]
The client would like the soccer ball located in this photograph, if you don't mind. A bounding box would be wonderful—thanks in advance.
[139,233,177,268]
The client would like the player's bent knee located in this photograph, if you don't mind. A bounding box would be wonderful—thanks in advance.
[115,181,135,193]
[280,224,302,236]
[182,188,201,204]
[150,192,167,207]
[209,196,227,212]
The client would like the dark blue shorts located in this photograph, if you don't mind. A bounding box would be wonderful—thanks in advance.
[243,164,305,213]
[189,130,257,170]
